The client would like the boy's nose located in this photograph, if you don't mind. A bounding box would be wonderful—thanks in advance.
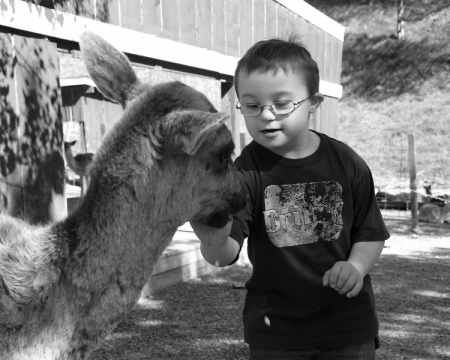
[260,107,277,121]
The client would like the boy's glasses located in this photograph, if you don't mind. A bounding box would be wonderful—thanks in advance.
[236,96,311,117]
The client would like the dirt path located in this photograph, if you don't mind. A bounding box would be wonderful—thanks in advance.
[91,210,450,360]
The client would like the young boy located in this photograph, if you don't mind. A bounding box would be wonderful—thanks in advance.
[191,35,390,359]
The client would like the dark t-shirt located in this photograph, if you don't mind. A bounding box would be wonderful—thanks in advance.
[230,131,390,349]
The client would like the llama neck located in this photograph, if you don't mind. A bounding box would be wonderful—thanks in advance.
[61,162,190,296]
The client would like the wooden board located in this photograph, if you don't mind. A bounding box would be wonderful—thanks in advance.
[96,0,120,25]
[161,0,180,41]
[54,0,95,19]
[142,0,162,35]
[197,0,212,49]
[0,32,22,218]
[239,0,253,56]
[276,4,290,39]
[254,0,266,43]
[265,0,278,39]
[120,0,142,31]
[179,0,197,46]
[212,0,226,53]
[12,35,66,223]
[225,0,240,56]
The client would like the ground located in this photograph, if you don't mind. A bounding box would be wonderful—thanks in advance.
[91,210,450,360]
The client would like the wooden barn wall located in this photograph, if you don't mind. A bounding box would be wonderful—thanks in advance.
[0,31,66,223]
[53,0,343,138]
[54,0,342,85]
[61,65,220,155]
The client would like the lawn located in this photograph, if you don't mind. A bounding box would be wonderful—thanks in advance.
[91,210,450,360]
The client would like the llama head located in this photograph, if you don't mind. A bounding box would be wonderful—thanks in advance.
[79,32,247,228]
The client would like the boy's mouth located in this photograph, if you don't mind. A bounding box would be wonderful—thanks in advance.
[262,129,281,134]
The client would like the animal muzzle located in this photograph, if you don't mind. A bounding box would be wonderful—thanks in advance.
[203,191,247,228]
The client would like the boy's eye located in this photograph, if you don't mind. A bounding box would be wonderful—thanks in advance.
[273,101,293,110]
[242,104,260,109]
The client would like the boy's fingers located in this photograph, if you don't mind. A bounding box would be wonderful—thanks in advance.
[322,270,331,286]
[335,267,351,290]
[338,275,357,294]
[328,266,342,289]
[346,279,364,298]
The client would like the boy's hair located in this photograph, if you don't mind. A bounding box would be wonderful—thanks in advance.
[234,33,320,98]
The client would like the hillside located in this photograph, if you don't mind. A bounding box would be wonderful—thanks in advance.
[305,0,450,193]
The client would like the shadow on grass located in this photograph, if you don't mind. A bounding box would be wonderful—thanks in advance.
[381,210,450,237]
[90,267,251,360]
[342,34,450,101]
[373,251,450,359]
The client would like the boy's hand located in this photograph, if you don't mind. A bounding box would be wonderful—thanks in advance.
[322,261,364,298]
[190,218,239,267]
[190,217,232,246]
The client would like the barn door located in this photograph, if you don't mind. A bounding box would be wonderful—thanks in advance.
[0,31,66,224]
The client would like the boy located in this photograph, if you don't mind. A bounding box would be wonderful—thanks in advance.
[191,35,390,359]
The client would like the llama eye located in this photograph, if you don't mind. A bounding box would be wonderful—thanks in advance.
[221,152,231,164]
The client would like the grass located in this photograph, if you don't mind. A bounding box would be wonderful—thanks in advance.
[90,210,450,360]
[304,0,450,188]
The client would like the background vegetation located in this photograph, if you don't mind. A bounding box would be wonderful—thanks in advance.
[305,0,450,192]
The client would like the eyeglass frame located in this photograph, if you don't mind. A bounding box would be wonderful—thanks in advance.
[235,95,312,117]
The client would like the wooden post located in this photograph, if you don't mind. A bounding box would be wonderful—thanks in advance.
[0,33,66,224]
[408,133,418,231]
[221,82,241,158]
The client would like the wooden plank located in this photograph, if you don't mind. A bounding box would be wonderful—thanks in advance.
[297,15,309,41]
[179,0,197,46]
[141,259,216,296]
[142,0,162,35]
[0,0,239,77]
[152,245,203,275]
[276,4,290,39]
[0,32,23,218]
[315,28,326,78]
[13,35,66,223]
[120,0,142,31]
[197,0,212,49]
[408,134,418,231]
[161,0,180,41]
[212,0,226,53]
[265,0,277,39]
[253,0,265,42]
[54,0,95,19]
[239,0,253,56]
[96,0,120,25]
[225,0,240,56]
[275,0,345,41]
[319,97,337,137]
[83,95,103,153]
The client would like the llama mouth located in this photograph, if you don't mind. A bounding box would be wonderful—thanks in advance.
[203,211,230,228]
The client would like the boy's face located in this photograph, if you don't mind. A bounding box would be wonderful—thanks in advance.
[237,69,322,158]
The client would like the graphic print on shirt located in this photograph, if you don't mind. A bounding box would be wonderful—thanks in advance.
[263,181,343,247]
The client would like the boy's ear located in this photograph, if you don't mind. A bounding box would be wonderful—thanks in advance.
[309,92,324,113]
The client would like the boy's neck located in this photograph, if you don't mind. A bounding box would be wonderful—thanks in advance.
[278,130,320,160]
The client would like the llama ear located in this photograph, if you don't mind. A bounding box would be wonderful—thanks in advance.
[164,112,230,155]
[79,31,141,107]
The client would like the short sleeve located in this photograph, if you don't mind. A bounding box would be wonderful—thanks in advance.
[351,160,390,243]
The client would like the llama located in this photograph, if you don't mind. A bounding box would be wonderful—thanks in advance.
[419,201,450,223]
[64,140,94,197]
[0,32,247,360]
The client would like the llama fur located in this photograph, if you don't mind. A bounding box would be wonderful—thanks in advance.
[0,32,247,360]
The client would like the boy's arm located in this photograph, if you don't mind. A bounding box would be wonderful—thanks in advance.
[323,241,385,298]
[190,219,240,267]
[348,240,385,277]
